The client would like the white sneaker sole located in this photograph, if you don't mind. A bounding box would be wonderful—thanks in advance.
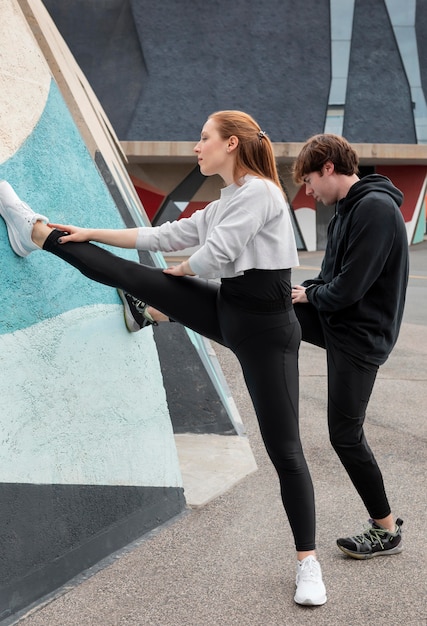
[294,597,327,606]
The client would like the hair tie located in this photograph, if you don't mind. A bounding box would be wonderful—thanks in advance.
[258,130,267,140]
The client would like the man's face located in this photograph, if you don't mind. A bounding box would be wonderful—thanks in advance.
[303,163,338,206]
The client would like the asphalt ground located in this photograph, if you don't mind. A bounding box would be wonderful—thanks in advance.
[13,241,427,626]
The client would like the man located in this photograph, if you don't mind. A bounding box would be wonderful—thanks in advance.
[291,133,408,559]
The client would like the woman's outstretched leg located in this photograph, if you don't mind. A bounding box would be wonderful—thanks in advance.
[0,181,224,344]
[43,229,224,343]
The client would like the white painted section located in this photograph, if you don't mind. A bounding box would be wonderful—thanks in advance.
[294,207,317,251]
[405,174,427,244]
[175,201,189,213]
[175,433,257,508]
[0,305,183,487]
[0,0,51,163]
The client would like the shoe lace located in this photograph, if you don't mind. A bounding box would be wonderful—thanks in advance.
[352,521,391,549]
[132,298,147,314]
[299,558,320,581]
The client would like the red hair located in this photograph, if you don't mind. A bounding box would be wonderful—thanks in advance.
[209,110,282,189]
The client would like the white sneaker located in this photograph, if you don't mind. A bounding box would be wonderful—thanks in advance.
[0,180,48,256]
[294,555,327,606]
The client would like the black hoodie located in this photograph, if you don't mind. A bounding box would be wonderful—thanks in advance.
[303,174,409,365]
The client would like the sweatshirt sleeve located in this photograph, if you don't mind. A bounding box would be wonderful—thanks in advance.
[306,198,399,311]
[135,210,204,251]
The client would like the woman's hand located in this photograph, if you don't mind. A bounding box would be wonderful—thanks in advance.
[48,223,93,243]
[163,260,195,276]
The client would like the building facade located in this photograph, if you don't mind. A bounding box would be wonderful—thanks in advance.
[44,0,427,249]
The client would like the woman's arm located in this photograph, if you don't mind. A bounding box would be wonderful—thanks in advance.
[49,221,196,277]
[49,203,207,251]
[48,223,139,248]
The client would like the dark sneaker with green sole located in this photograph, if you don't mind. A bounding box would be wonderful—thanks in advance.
[337,518,403,559]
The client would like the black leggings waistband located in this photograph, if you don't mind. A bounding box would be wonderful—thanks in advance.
[220,268,292,312]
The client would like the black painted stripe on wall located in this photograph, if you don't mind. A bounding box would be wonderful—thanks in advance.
[0,483,185,621]
[154,324,236,435]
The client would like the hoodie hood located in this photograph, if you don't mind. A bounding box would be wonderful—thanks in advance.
[341,174,404,213]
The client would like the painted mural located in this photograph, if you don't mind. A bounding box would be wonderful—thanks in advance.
[0,0,183,494]
[0,1,185,618]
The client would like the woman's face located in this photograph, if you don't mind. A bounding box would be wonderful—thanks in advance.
[194,118,233,181]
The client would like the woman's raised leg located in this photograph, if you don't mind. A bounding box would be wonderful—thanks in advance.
[42,228,224,344]
[0,182,223,344]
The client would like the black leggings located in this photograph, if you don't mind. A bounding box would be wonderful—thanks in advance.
[294,303,391,519]
[44,230,316,551]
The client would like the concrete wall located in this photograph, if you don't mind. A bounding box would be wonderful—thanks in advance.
[42,0,427,145]
[344,0,416,143]
[42,0,331,142]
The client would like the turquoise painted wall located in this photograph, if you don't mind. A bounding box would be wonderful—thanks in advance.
[0,25,182,489]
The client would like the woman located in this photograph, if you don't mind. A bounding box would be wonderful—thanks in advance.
[0,110,326,606]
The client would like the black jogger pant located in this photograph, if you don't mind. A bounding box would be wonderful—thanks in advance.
[294,302,391,519]
[44,230,316,551]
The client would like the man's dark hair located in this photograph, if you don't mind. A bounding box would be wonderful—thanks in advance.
[292,134,359,184]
